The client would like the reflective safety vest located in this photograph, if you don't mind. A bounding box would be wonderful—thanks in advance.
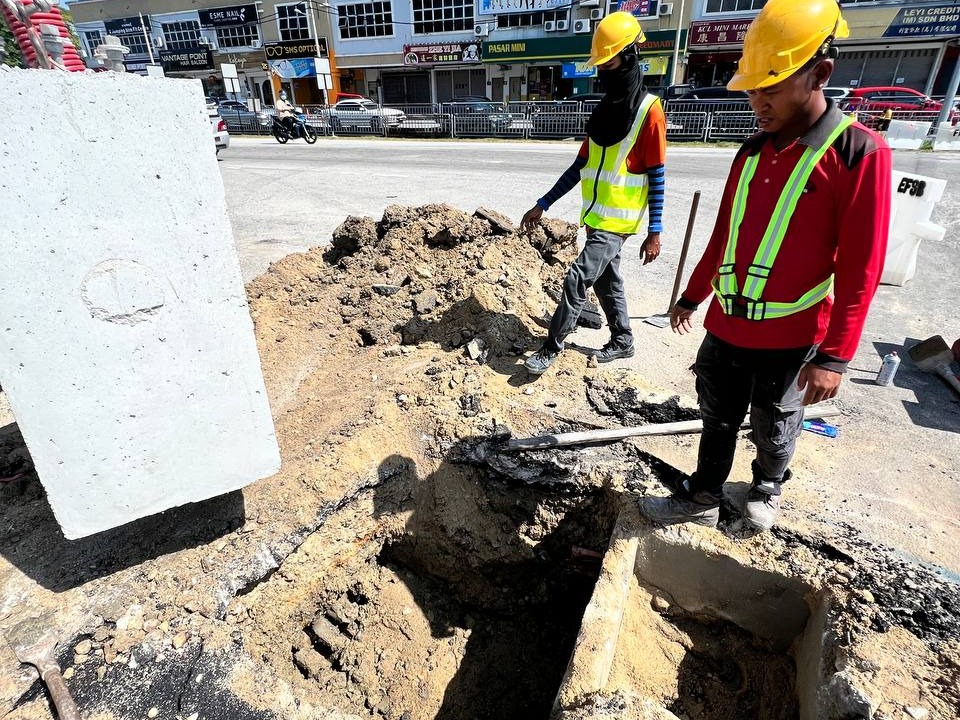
[711,114,854,321]
[580,93,659,235]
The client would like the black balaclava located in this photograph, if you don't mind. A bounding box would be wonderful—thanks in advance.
[585,44,645,147]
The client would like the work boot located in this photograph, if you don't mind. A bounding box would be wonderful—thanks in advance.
[594,342,635,363]
[524,347,559,375]
[743,467,792,532]
[638,495,720,528]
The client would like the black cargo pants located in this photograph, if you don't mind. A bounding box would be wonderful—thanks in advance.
[544,227,633,352]
[684,332,815,504]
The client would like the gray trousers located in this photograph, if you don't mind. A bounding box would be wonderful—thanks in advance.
[545,228,633,352]
[686,333,814,504]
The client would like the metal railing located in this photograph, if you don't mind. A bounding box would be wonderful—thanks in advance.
[218,99,953,143]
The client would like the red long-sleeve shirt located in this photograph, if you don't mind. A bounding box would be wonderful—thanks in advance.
[681,105,891,371]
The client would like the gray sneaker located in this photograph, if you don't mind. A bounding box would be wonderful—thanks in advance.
[638,495,720,528]
[743,485,781,532]
[594,343,635,363]
[525,347,559,375]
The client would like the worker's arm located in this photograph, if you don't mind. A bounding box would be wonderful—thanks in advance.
[813,141,892,372]
[521,141,588,231]
[670,156,740,333]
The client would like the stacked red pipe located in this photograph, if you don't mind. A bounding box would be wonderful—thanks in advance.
[1,1,86,71]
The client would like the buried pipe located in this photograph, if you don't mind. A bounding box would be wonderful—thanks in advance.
[509,404,842,451]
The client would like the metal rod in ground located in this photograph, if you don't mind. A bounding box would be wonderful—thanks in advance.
[643,190,701,328]
[506,404,842,451]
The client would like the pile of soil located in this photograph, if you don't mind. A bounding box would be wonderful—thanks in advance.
[0,205,958,720]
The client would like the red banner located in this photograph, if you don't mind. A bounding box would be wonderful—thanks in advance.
[689,20,752,48]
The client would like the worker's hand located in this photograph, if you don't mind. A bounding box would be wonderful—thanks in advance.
[797,364,842,405]
[521,205,544,233]
[670,304,695,335]
[640,232,661,265]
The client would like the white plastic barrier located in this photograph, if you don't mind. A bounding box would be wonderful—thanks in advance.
[932,123,960,151]
[0,69,281,538]
[882,119,932,150]
[882,171,948,286]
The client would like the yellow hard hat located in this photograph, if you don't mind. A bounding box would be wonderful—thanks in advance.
[727,0,849,91]
[587,11,645,67]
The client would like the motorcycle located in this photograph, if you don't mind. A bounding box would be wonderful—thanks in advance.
[271,110,318,144]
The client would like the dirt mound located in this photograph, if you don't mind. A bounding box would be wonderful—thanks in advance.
[1,205,958,720]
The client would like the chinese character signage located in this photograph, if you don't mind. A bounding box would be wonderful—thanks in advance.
[477,0,571,16]
[884,5,960,38]
[403,42,482,65]
[104,16,151,36]
[159,48,214,72]
[688,20,752,48]
[617,0,658,18]
[198,4,258,28]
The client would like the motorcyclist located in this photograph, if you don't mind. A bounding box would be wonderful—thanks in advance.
[276,91,297,134]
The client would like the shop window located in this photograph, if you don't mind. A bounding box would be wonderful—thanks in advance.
[277,3,311,41]
[216,24,260,48]
[704,0,767,13]
[161,21,202,50]
[83,30,104,55]
[338,2,394,39]
[496,9,566,29]
[412,0,473,34]
[121,32,149,56]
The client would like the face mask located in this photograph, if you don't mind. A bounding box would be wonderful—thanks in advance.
[598,46,639,96]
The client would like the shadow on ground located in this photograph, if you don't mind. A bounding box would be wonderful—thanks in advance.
[0,422,244,592]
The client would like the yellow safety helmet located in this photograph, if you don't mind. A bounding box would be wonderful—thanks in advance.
[587,11,645,67]
[727,0,849,91]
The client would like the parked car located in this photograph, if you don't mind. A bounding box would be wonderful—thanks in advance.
[841,86,940,112]
[217,99,249,113]
[442,99,512,134]
[822,86,851,102]
[209,108,229,154]
[529,95,600,137]
[327,99,406,132]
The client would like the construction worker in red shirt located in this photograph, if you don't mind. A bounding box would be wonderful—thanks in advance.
[640,0,891,531]
[520,11,667,375]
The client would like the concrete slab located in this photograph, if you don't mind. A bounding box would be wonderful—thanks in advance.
[0,69,280,539]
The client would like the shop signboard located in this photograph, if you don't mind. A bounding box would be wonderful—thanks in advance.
[477,0,570,16]
[483,30,685,62]
[264,38,328,60]
[883,5,960,38]
[268,57,317,79]
[617,0,658,18]
[159,47,215,72]
[638,55,669,75]
[562,61,596,79]
[104,16,150,36]
[403,42,482,65]
[689,19,752,48]
[198,4,258,28]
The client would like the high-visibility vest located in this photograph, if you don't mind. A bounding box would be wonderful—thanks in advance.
[712,114,854,321]
[580,93,659,235]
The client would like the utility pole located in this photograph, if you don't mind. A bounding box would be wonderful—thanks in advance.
[139,12,155,65]
[671,0,686,86]
[307,0,328,104]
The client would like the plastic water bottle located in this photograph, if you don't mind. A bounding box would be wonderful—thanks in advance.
[875,351,901,386]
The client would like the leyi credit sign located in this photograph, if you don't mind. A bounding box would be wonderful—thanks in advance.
[884,5,960,38]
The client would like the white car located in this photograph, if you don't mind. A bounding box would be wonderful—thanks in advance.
[327,99,405,132]
[209,108,230,153]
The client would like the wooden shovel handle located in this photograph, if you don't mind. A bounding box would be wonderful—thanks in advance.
[39,665,81,720]
[936,365,960,398]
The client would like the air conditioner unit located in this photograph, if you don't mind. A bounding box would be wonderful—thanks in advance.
[589,8,604,20]
[544,20,557,32]
[250,39,262,48]
[556,19,569,31]
[658,2,674,16]
[152,35,163,48]
[573,19,591,34]
[474,23,489,37]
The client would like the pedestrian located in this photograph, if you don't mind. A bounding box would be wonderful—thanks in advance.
[520,11,667,375]
[640,0,891,531]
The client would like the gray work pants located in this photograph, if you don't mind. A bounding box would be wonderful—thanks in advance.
[545,227,633,352]
[685,333,815,504]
